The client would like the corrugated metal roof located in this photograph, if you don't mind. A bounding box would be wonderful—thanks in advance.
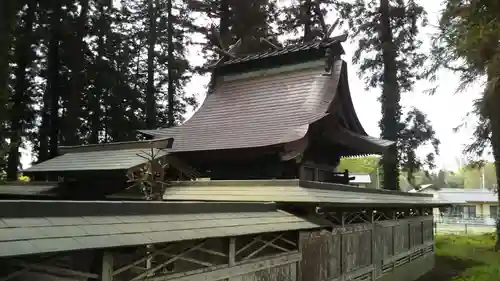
[213,34,347,67]
[435,189,497,203]
[0,201,326,257]
[23,148,168,172]
[163,180,448,207]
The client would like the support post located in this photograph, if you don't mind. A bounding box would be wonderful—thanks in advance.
[229,237,236,266]
[101,251,114,281]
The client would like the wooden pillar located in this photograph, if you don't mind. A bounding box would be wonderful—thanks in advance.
[101,251,114,281]
[229,237,236,266]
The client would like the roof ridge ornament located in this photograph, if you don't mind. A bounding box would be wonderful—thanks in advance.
[259,37,280,50]
[207,24,242,67]
[313,0,340,43]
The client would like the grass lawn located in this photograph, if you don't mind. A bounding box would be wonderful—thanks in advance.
[417,233,500,281]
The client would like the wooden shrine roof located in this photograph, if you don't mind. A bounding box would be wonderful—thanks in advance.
[0,201,328,257]
[140,60,392,154]
[163,180,456,207]
[211,34,347,68]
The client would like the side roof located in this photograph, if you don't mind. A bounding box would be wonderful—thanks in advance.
[163,179,452,207]
[436,188,497,203]
[23,137,174,173]
[0,200,328,257]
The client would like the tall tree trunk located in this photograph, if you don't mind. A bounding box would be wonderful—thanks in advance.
[485,66,500,250]
[220,0,230,37]
[48,0,62,159]
[378,0,400,190]
[146,0,157,129]
[40,0,62,161]
[0,0,16,114]
[65,0,89,146]
[167,0,175,127]
[0,0,17,170]
[301,0,313,41]
[7,0,36,180]
[90,3,106,143]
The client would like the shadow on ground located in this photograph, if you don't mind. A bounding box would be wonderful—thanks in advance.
[416,256,484,281]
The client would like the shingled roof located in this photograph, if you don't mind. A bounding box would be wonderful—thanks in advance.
[140,58,392,153]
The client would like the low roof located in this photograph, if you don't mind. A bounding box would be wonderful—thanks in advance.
[23,148,168,173]
[436,188,497,203]
[140,60,391,154]
[0,183,57,197]
[0,200,327,257]
[163,180,450,207]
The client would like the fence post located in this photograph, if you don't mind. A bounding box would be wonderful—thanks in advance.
[465,223,468,235]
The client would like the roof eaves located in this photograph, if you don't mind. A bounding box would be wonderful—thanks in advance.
[59,137,174,154]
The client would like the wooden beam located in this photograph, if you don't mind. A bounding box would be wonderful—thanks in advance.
[148,252,301,281]
[113,245,174,276]
[0,256,60,281]
[229,237,236,266]
[213,46,236,58]
[324,18,340,40]
[259,37,279,50]
[101,252,114,281]
[209,25,226,50]
[228,39,242,53]
[8,260,99,280]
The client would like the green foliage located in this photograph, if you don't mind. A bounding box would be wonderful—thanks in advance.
[336,156,380,173]
[336,0,429,190]
[336,0,427,91]
[399,108,440,186]
[277,0,339,44]
[430,1,500,160]
[459,162,497,190]
[424,234,500,281]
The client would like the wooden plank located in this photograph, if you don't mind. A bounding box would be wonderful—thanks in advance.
[329,265,374,281]
[331,223,373,235]
[9,260,99,279]
[382,241,434,266]
[377,253,434,281]
[229,237,236,266]
[375,216,433,227]
[149,252,301,281]
[101,251,114,281]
